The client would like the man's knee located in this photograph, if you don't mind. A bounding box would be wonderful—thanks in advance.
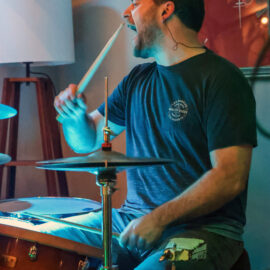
[134,249,215,270]
[135,257,214,270]
[134,251,172,270]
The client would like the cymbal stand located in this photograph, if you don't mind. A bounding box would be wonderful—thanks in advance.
[96,170,116,270]
[96,77,118,270]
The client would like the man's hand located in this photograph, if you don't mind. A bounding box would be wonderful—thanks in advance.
[54,84,87,121]
[119,213,165,252]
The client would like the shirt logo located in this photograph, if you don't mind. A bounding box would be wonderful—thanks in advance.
[168,100,188,121]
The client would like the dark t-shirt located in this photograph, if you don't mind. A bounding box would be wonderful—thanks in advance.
[98,50,257,241]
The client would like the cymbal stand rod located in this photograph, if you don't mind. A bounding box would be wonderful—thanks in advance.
[97,173,117,270]
[102,183,112,269]
[102,76,112,150]
[105,76,108,130]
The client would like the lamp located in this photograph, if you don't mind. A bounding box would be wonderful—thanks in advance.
[0,0,74,69]
[0,0,75,198]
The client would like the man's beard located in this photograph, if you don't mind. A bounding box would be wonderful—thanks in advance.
[133,23,161,59]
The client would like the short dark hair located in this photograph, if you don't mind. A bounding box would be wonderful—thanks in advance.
[154,0,205,32]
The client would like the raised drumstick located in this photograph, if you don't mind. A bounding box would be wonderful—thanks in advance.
[25,211,120,239]
[57,23,125,123]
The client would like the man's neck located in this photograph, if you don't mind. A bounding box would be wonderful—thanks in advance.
[155,46,206,66]
[154,20,206,66]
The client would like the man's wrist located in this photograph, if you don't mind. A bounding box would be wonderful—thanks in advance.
[149,207,170,229]
[62,111,89,126]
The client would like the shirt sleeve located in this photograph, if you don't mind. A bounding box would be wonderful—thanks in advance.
[205,66,257,152]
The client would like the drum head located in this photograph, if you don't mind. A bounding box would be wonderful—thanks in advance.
[0,197,101,217]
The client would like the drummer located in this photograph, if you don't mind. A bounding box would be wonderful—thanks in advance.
[44,0,257,269]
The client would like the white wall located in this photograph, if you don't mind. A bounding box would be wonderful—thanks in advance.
[0,0,269,269]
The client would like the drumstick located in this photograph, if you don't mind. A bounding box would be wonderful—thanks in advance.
[57,23,125,123]
[25,212,120,240]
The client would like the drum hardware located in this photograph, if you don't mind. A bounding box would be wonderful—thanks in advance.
[0,103,17,120]
[0,254,17,268]
[28,244,38,261]
[78,257,91,270]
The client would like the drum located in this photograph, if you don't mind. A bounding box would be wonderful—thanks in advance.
[0,197,101,223]
[0,221,103,270]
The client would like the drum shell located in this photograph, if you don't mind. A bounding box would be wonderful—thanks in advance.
[0,224,102,270]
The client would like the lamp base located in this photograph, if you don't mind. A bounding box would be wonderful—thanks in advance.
[23,62,33,78]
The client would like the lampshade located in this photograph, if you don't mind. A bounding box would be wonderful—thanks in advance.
[0,0,75,66]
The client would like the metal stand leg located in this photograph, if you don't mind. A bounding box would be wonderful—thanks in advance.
[97,172,118,270]
[102,184,113,269]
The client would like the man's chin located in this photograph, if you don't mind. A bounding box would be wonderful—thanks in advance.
[133,46,152,59]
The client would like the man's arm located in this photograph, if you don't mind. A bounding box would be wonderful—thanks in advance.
[119,144,252,251]
[54,84,125,153]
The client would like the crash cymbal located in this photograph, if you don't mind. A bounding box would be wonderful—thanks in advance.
[0,104,17,120]
[0,153,11,165]
[37,150,174,175]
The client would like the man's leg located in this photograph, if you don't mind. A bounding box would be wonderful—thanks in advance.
[35,209,141,269]
[135,229,244,270]
[36,210,105,247]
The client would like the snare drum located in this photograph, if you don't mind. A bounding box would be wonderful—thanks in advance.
[0,197,101,218]
[0,221,103,270]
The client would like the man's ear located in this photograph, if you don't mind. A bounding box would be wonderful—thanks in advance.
[161,1,175,23]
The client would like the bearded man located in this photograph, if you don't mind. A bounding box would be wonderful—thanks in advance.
[41,0,257,269]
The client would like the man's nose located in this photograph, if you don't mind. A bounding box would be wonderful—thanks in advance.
[122,4,134,21]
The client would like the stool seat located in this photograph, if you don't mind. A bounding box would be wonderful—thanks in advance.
[231,249,251,270]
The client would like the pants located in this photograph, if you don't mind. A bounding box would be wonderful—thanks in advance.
[36,209,244,270]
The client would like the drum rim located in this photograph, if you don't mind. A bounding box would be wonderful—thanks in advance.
[0,196,101,203]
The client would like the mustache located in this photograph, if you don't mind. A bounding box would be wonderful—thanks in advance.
[127,24,137,32]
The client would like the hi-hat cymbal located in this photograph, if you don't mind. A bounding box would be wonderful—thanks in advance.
[37,150,174,175]
[0,153,11,165]
[0,104,17,120]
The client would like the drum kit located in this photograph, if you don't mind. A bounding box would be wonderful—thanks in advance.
[0,24,174,269]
